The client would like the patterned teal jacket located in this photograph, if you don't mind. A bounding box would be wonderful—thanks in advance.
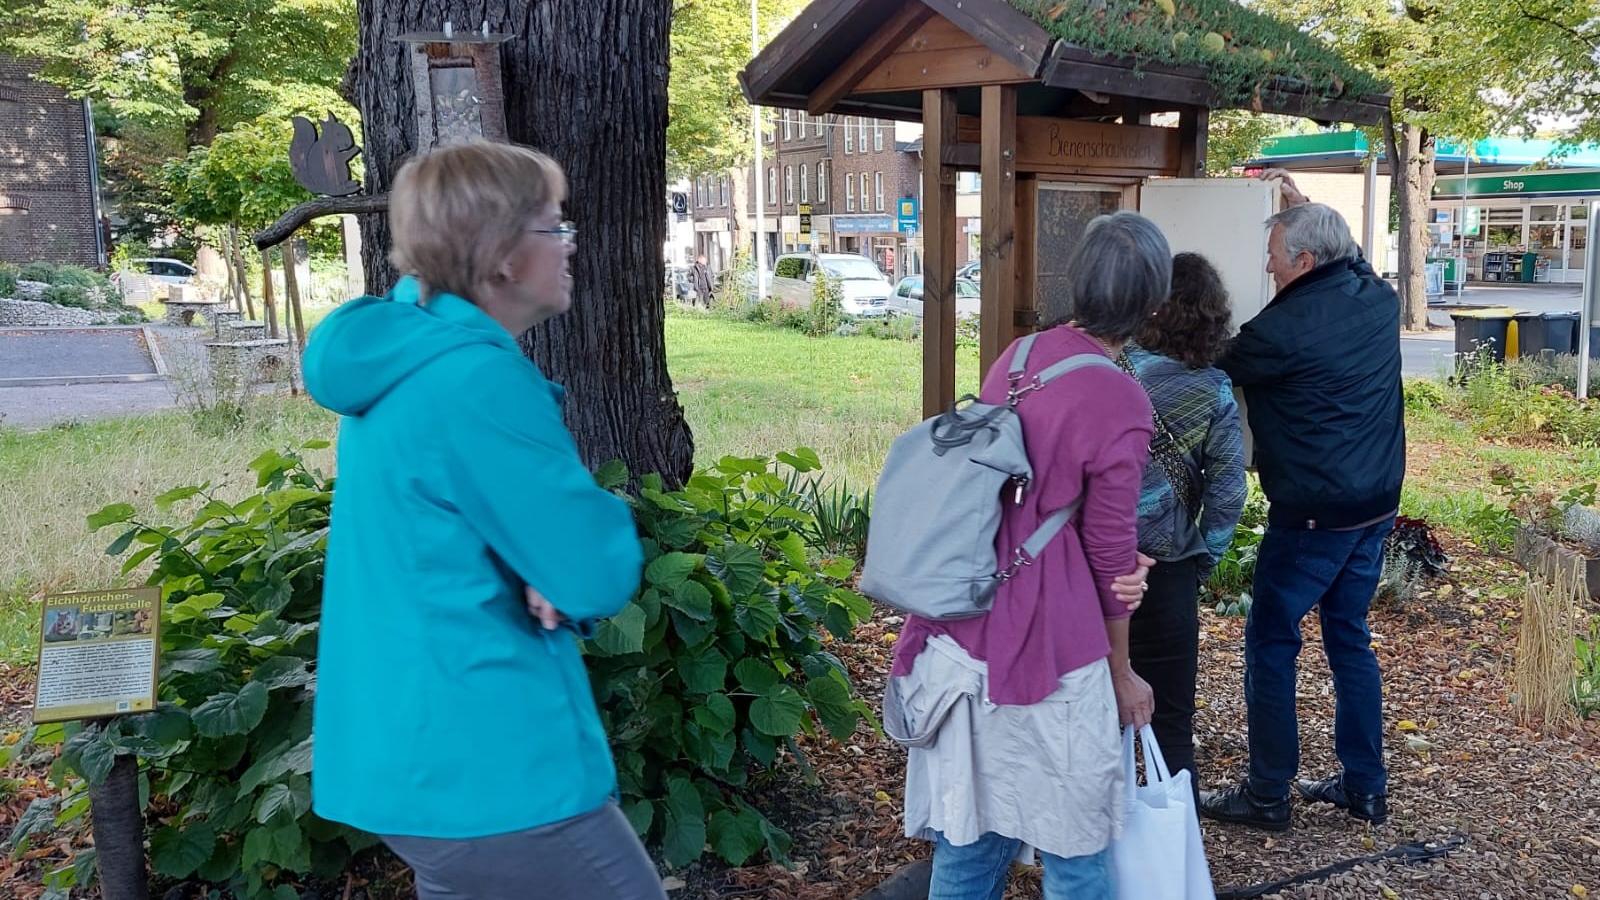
[1124,342,1247,577]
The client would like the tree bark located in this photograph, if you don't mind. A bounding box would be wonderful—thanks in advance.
[352,0,694,485]
[1388,119,1435,332]
[89,754,149,900]
[260,248,280,340]
[229,225,256,319]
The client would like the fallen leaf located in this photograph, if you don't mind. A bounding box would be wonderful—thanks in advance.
[1397,719,1419,732]
[1572,886,1588,898]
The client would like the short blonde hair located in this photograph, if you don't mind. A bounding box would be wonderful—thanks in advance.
[388,141,567,301]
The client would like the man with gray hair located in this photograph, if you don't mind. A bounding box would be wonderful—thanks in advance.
[1199,172,1404,832]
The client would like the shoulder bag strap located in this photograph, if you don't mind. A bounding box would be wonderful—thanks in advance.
[1115,351,1201,512]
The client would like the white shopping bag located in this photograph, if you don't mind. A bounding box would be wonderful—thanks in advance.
[1111,726,1215,900]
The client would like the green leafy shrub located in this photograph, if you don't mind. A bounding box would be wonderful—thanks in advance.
[1403,378,1447,413]
[13,446,874,895]
[787,475,872,560]
[863,316,920,342]
[18,261,58,283]
[8,444,363,900]
[1575,617,1600,719]
[43,284,96,309]
[1205,475,1266,613]
[588,448,874,868]
[0,262,18,298]
[803,269,843,337]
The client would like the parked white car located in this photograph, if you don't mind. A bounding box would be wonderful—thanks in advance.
[888,275,981,319]
[112,257,197,302]
[130,258,196,285]
[766,253,892,317]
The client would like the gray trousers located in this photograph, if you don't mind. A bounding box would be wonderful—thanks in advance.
[383,801,668,900]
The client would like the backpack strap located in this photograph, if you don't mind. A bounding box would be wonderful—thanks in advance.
[998,496,1084,582]
[1008,346,1120,406]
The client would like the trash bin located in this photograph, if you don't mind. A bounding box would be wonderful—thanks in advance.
[1451,307,1519,363]
[1513,312,1580,357]
[1521,252,1538,283]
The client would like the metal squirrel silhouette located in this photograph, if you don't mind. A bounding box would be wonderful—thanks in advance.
[289,113,362,197]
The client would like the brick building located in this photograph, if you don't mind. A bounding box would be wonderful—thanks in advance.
[0,57,104,269]
[689,111,927,282]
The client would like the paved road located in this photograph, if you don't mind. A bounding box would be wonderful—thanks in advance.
[0,328,156,379]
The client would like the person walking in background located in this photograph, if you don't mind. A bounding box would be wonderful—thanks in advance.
[885,212,1171,900]
[691,253,714,307]
[1120,252,1248,799]
[303,141,665,900]
[1200,172,1405,832]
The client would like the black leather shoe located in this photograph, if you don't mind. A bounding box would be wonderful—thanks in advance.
[1199,782,1291,831]
[1296,774,1389,824]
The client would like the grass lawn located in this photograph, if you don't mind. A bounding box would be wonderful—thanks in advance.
[0,311,976,663]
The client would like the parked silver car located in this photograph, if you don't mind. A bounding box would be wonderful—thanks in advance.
[765,253,892,317]
[887,275,981,319]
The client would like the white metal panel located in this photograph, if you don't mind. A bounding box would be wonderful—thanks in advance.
[1138,178,1279,331]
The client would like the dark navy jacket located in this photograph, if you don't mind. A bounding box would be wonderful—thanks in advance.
[1218,256,1405,530]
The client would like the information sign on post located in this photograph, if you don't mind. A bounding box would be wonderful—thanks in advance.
[33,587,162,723]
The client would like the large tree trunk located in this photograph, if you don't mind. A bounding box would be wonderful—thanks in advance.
[1387,120,1434,332]
[351,0,694,485]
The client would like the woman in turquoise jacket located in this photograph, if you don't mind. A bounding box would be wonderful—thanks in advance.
[303,141,661,899]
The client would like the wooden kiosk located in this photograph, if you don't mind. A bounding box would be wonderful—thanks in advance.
[742,0,1389,418]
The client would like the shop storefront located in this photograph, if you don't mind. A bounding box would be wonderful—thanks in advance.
[831,214,905,278]
[1431,170,1599,285]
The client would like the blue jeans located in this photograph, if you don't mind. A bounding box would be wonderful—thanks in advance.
[929,832,1113,900]
[1244,518,1393,800]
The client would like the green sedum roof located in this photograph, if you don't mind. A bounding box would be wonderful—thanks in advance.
[1007,0,1383,109]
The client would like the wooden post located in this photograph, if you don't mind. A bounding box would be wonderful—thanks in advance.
[282,240,308,350]
[979,84,1018,376]
[232,225,256,319]
[1177,106,1210,178]
[260,248,280,339]
[922,88,959,420]
[1015,176,1038,337]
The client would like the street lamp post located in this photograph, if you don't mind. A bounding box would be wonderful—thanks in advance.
[752,0,768,302]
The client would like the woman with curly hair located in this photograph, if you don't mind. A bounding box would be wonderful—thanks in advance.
[1117,251,1248,794]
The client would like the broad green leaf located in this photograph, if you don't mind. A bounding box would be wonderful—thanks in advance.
[821,557,858,581]
[6,797,60,855]
[650,514,701,549]
[706,543,765,597]
[742,727,777,767]
[776,447,822,472]
[661,777,707,869]
[86,503,135,531]
[301,439,331,450]
[150,823,215,879]
[669,608,716,646]
[708,807,764,865]
[806,672,860,741]
[691,692,736,735]
[591,603,647,656]
[749,684,806,737]
[665,579,714,622]
[196,839,241,883]
[105,527,138,557]
[64,728,117,785]
[251,656,312,691]
[733,658,781,692]
[191,681,269,738]
[734,592,781,639]
[621,799,654,838]
[120,544,161,574]
[645,552,700,590]
[776,532,809,569]
[169,592,226,623]
[823,602,856,641]
[253,779,311,825]
[241,817,309,873]
[154,486,203,510]
[833,587,873,621]
[161,648,221,676]
[184,736,248,773]
[265,488,328,511]
[758,810,794,866]
[678,648,728,694]
[594,459,629,490]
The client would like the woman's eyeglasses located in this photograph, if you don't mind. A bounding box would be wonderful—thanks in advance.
[527,221,578,246]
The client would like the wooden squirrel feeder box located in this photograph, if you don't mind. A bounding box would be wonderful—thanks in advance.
[396,24,515,149]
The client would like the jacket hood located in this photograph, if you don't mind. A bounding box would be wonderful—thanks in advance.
[303,276,517,416]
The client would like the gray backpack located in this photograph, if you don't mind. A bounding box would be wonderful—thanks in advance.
[860,333,1118,620]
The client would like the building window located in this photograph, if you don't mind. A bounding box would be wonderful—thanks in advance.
[874,120,884,152]
[815,114,824,137]
[846,176,855,212]
[844,117,854,154]
[764,112,774,143]
[859,118,869,153]
[782,109,792,141]
[875,172,884,211]
[861,174,870,211]
[785,165,795,205]
[800,164,809,203]
[720,176,728,207]
[767,167,777,205]
[818,161,828,203]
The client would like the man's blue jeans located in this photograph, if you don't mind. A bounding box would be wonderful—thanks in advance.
[1244,518,1393,800]
[929,832,1113,900]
